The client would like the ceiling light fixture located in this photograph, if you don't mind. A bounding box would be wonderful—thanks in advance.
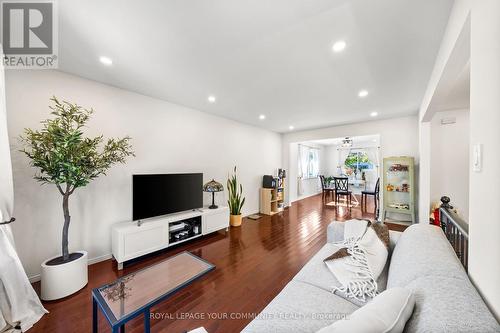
[332,40,346,53]
[358,90,369,98]
[259,114,266,120]
[370,111,378,117]
[207,95,216,103]
[341,137,353,148]
[289,125,294,131]
[99,56,113,66]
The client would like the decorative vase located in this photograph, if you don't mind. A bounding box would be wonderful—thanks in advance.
[41,250,88,301]
[230,214,242,227]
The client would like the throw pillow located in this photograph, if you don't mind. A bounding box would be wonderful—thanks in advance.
[370,222,390,249]
[323,248,351,262]
[316,287,415,333]
[358,226,389,279]
[324,219,389,303]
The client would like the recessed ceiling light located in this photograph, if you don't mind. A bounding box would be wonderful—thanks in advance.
[207,95,216,103]
[358,90,369,98]
[370,111,378,117]
[289,125,294,131]
[99,56,113,66]
[259,114,266,120]
[332,40,346,53]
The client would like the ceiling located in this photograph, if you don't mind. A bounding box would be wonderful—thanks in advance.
[439,61,470,110]
[424,15,470,118]
[307,134,379,147]
[57,0,453,133]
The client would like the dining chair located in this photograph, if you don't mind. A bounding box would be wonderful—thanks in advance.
[361,178,380,214]
[319,175,334,202]
[333,177,351,207]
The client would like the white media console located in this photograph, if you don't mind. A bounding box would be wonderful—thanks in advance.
[111,206,229,270]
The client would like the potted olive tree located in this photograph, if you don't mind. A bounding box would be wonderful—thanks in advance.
[21,97,134,300]
[227,166,245,227]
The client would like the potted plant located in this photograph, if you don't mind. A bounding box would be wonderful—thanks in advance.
[20,97,134,300]
[227,166,245,227]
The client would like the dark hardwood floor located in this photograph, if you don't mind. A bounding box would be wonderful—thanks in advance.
[30,193,401,333]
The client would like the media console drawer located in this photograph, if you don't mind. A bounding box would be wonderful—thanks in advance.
[112,206,229,270]
[123,226,165,259]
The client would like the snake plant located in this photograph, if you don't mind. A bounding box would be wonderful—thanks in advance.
[227,166,245,215]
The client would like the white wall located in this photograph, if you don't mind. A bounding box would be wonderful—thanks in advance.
[325,145,339,176]
[418,121,431,224]
[5,70,282,280]
[283,116,419,210]
[418,0,500,319]
[430,109,469,219]
[468,0,500,320]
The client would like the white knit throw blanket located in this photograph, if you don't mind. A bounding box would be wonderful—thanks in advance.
[325,220,387,303]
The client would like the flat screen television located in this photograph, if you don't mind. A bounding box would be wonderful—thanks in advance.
[133,173,203,221]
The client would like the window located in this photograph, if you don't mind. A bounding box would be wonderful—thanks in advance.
[299,145,320,178]
[344,150,373,172]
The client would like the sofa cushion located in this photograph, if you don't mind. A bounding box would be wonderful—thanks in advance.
[316,287,415,333]
[327,221,401,252]
[294,243,390,294]
[388,224,499,332]
[402,276,499,333]
[326,221,346,243]
[241,280,358,333]
[387,224,467,288]
[357,225,389,279]
[293,243,346,292]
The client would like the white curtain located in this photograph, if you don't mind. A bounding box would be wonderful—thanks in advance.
[297,144,307,196]
[0,45,47,332]
[365,147,380,170]
[365,147,380,186]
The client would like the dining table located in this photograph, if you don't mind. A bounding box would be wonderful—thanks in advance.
[326,177,366,206]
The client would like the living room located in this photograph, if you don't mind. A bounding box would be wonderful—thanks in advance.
[0,1,499,333]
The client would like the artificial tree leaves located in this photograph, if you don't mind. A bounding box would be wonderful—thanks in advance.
[21,97,134,195]
[20,96,134,262]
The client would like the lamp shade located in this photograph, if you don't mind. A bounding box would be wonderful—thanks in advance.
[203,179,223,192]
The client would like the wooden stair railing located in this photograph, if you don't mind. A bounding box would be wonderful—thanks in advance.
[439,196,469,271]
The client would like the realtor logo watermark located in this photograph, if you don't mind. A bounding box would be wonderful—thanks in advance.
[1,0,58,69]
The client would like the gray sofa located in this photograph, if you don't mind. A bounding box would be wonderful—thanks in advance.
[242,223,499,333]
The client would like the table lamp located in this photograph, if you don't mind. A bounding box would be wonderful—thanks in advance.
[203,179,224,209]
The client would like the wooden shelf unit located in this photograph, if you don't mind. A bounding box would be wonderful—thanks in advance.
[260,185,285,216]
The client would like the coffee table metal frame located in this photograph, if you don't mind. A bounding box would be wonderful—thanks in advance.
[92,251,215,333]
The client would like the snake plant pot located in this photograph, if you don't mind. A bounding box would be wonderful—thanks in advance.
[41,250,88,301]
[230,214,242,227]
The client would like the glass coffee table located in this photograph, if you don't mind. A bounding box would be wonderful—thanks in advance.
[92,251,215,333]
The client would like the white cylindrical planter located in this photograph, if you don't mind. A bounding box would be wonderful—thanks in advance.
[41,251,88,301]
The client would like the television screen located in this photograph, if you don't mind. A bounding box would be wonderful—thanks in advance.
[133,173,203,221]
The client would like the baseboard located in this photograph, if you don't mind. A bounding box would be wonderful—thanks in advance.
[294,191,322,202]
[88,253,113,265]
[28,274,41,283]
[28,253,113,283]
